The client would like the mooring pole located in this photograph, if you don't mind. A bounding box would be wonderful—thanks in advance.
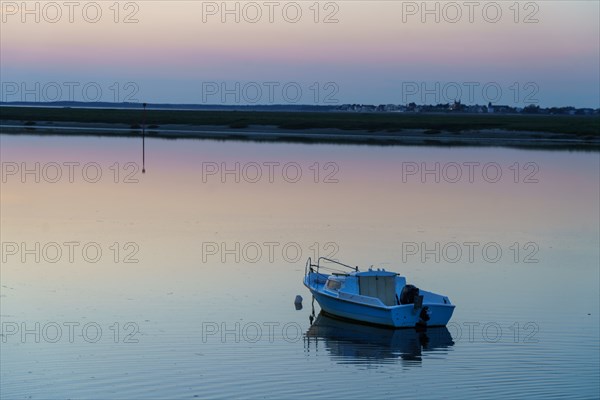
[142,102,147,173]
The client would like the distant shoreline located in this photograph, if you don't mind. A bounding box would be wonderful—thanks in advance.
[2,121,598,150]
[1,106,598,149]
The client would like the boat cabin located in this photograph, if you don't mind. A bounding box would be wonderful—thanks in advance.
[324,269,407,306]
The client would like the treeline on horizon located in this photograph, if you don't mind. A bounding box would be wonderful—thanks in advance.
[1,101,599,115]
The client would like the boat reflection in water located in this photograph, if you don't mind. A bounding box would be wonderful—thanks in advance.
[304,312,454,365]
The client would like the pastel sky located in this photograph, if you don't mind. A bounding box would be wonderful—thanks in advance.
[1,1,598,107]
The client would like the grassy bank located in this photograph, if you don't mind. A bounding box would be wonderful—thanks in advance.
[1,106,599,136]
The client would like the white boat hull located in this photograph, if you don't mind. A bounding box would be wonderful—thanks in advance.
[309,288,454,328]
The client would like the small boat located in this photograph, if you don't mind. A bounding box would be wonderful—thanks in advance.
[304,257,455,328]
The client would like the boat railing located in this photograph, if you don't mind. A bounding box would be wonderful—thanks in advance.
[305,256,359,278]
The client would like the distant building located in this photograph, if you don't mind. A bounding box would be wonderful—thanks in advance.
[449,100,462,111]
[336,102,594,115]
[488,102,515,114]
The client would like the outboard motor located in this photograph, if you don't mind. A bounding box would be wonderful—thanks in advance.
[416,306,431,330]
[419,306,431,322]
[400,284,419,305]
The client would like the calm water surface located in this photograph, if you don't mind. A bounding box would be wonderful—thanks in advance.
[1,134,599,399]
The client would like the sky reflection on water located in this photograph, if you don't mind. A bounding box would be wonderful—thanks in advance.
[1,134,599,399]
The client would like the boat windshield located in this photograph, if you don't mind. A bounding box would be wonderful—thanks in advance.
[326,279,342,290]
